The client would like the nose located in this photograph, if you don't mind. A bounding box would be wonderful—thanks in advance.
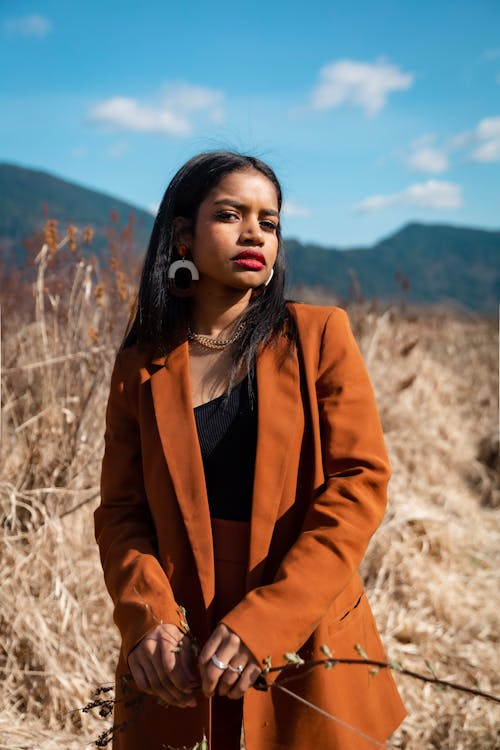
[239,216,264,245]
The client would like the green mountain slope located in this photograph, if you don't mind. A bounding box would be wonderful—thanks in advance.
[287,223,500,312]
[1,162,499,313]
[0,162,154,263]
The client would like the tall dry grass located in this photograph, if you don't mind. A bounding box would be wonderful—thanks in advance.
[0,232,498,749]
[1,225,134,748]
[352,306,499,749]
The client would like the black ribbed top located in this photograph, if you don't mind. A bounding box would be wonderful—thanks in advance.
[194,376,257,521]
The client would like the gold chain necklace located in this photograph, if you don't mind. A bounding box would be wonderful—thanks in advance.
[187,320,246,350]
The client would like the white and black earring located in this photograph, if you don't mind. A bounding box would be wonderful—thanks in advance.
[167,244,199,297]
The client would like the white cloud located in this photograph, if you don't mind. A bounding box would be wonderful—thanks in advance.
[406,135,449,174]
[354,179,462,214]
[311,58,413,117]
[89,97,190,136]
[161,83,225,125]
[148,202,160,216]
[88,83,225,137]
[404,180,462,208]
[282,200,311,218]
[470,116,500,162]
[161,83,223,112]
[408,145,449,174]
[402,116,500,174]
[4,14,52,37]
[355,193,398,213]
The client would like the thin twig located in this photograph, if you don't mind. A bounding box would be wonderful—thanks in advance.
[21,487,99,495]
[59,492,100,519]
[2,347,106,373]
[14,405,54,433]
[0,667,54,676]
[272,683,385,747]
[263,657,500,704]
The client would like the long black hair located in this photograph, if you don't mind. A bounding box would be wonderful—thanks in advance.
[122,151,295,376]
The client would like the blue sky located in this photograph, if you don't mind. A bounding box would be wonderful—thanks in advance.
[1,0,499,247]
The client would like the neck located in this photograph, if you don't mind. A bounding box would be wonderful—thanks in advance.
[189,287,252,336]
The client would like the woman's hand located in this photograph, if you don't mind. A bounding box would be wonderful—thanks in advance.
[128,623,200,708]
[198,623,261,699]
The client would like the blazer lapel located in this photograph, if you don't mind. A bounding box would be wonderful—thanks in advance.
[149,342,215,612]
[247,338,301,590]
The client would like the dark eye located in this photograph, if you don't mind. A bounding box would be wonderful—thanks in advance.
[216,210,238,221]
[260,220,279,232]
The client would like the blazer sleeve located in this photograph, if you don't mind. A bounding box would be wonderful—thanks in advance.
[95,353,183,660]
[221,308,390,674]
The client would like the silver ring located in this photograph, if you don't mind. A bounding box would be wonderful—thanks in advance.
[227,664,244,675]
[211,654,229,670]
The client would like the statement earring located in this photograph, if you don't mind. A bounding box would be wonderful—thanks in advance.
[251,267,274,299]
[167,243,199,297]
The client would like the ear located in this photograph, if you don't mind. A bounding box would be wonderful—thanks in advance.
[172,217,193,248]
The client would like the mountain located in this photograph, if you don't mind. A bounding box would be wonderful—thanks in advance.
[286,223,500,313]
[0,162,154,264]
[1,162,499,313]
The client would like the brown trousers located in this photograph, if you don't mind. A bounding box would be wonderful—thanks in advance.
[211,519,250,750]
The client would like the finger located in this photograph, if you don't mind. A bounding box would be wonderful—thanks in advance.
[217,658,247,697]
[137,657,162,693]
[199,627,241,697]
[140,655,195,707]
[200,648,235,697]
[129,659,149,694]
[152,631,198,701]
[155,631,178,673]
[198,626,225,667]
[227,663,261,700]
[154,662,196,706]
[159,638,198,697]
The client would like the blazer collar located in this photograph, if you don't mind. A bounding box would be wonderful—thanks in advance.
[248,338,300,589]
[150,342,215,612]
[149,336,300,609]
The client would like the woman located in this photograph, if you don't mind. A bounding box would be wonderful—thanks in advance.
[95,151,406,750]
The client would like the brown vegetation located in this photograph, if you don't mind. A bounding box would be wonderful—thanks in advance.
[0,228,498,748]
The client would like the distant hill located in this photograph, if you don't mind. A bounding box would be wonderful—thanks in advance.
[0,162,154,264]
[1,162,499,313]
[286,223,500,313]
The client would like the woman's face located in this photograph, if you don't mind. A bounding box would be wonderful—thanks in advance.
[183,168,280,295]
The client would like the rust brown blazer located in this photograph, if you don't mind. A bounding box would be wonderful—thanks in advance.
[95,303,406,750]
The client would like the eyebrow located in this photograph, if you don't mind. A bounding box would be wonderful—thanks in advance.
[212,198,279,217]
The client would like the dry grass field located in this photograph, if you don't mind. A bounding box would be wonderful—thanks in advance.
[0,231,498,749]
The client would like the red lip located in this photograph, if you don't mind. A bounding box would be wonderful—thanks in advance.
[233,250,266,264]
[233,258,265,270]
